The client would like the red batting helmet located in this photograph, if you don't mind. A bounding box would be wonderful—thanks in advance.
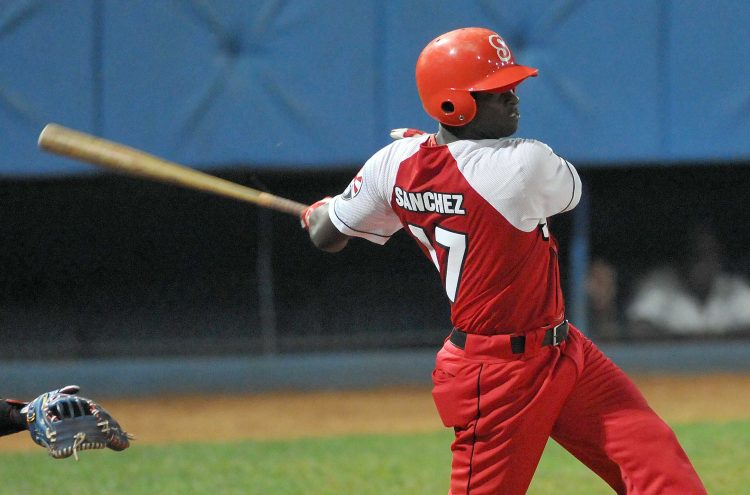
[415,27,538,126]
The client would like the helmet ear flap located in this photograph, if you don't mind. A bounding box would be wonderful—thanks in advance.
[426,89,476,127]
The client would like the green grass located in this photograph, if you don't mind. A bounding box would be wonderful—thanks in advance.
[2,421,747,494]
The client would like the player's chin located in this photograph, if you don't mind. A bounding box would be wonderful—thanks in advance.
[496,122,518,138]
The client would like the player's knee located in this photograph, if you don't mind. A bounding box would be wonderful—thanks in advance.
[630,413,684,456]
[649,421,681,449]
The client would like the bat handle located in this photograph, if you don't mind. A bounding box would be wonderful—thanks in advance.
[257,193,308,216]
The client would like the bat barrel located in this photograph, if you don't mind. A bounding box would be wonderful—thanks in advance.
[38,124,308,217]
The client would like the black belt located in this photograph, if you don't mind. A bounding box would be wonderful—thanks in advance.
[449,320,569,354]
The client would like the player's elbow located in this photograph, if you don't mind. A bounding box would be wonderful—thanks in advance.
[310,229,349,252]
[308,206,350,252]
[312,235,349,253]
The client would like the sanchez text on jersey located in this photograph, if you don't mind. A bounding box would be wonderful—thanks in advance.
[394,186,466,215]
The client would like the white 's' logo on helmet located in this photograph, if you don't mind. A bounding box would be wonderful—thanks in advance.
[488,35,512,63]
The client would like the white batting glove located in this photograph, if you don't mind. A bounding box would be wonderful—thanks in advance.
[300,197,332,230]
[389,128,428,140]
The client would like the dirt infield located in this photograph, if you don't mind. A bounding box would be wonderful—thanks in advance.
[2,374,748,452]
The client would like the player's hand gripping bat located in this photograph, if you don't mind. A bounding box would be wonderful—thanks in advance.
[37,124,308,217]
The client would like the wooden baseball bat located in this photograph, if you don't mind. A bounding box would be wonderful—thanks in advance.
[37,123,309,217]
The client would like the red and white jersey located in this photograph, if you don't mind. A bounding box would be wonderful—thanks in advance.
[328,135,581,335]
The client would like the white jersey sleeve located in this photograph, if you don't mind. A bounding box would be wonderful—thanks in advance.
[518,140,581,219]
[327,140,417,244]
[454,138,581,233]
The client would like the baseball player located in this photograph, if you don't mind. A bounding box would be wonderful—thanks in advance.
[302,28,706,494]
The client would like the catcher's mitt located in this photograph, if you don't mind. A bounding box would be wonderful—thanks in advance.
[25,385,133,460]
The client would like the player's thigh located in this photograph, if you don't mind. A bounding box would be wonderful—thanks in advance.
[549,344,641,493]
[551,336,706,494]
[435,345,578,495]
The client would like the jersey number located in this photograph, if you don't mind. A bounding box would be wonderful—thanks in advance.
[408,224,467,303]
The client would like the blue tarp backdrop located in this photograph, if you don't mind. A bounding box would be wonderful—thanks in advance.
[1,0,749,176]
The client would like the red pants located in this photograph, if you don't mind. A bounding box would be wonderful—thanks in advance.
[431,324,707,494]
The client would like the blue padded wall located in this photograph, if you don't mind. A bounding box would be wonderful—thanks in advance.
[101,0,382,168]
[0,0,96,175]
[0,0,748,176]
[667,1,750,160]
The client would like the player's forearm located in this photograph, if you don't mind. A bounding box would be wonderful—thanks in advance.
[0,399,27,436]
[309,204,350,253]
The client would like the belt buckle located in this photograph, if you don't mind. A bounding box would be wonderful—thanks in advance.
[551,320,566,346]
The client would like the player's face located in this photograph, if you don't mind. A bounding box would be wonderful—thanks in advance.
[467,90,520,139]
